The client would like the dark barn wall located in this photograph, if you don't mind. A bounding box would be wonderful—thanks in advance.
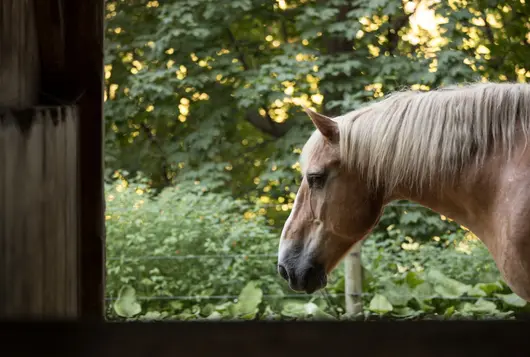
[0,0,105,318]
[61,0,106,320]
[0,107,79,317]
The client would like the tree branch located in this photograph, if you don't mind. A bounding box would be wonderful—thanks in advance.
[318,2,358,116]
[140,122,171,186]
[386,12,412,55]
[245,109,293,138]
[226,27,250,70]
[481,14,495,44]
[480,12,507,73]
[225,27,291,138]
[280,19,289,43]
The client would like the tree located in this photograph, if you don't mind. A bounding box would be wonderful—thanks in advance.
[104,0,529,226]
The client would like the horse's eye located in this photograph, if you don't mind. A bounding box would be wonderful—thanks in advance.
[307,173,327,189]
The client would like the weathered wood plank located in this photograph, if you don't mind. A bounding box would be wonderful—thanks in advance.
[26,110,44,314]
[63,0,106,318]
[3,112,21,314]
[1,0,104,318]
[1,321,530,357]
[43,109,58,316]
[0,0,40,107]
[54,109,66,315]
[0,107,79,318]
[0,113,4,310]
[65,106,79,317]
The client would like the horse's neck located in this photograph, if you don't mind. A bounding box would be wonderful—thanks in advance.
[387,156,504,245]
[401,147,530,301]
[404,184,494,241]
[388,143,530,246]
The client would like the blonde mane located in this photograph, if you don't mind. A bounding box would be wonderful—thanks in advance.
[332,82,530,197]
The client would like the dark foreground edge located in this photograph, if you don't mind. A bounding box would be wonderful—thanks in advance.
[0,320,529,357]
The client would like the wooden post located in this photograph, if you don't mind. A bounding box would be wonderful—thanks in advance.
[0,0,105,319]
[0,0,40,107]
[344,241,363,316]
[62,0,106,319]
[0,108,79,318]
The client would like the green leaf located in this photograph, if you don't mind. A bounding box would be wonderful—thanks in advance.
[411,282,436,312]
[475,281,504,295]
[383,281,411,306]
[232,281,263,319]
[330,276,345,293]
[426,269,471,298]
[412,282,434,301]
[200,303,215,317]
[170,301,184,311]
[400,211,423,224]
[113,285,142,318]
[405,271,424,289]
[304,302,336,320]
[215,301,234,312]
[279,300,335,319]
[392,307,422,318]
[281,301,308,318]
[495,293,527,308]
[460,298,499,315]
[139,311,167,320]
[369,294,393,314]
[467,285,487,297]
[444,306,455,317]
[206,311,223,320]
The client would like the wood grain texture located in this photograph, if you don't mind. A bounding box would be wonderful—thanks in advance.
[1,0,105,318]
[25,111,44,315]
[0,0,40,107]
[3,112,19,313]
[0,107,79,318]
[65,106,79,317]
[0,113,4,310]
[63,0,106,318]
[1,321,530,357]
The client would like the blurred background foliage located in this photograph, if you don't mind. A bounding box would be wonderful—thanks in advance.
[103,0,530,320]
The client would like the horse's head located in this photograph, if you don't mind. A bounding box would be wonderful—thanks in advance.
[277,107,384,293]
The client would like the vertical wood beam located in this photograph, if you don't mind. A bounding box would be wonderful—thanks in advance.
[0,0,106,318]
[0,0,39,108]
[0,107,79,318]
[62,0,106,319]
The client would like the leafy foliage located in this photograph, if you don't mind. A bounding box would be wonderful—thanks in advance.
[105,180,528,321]
[104,0,529,231]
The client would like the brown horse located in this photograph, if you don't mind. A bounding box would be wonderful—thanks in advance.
[277,82,530,301]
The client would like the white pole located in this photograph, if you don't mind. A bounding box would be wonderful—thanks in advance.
[344,241,363,316]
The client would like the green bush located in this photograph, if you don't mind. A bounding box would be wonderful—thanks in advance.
[105,176,286,320]
[105,178,528,321]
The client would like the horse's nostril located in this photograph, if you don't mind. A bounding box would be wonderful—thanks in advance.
[278,264,289,281]
[302,263,326,294]
[303,266,314,287]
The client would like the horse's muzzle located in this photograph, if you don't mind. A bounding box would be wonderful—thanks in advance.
[277,261,327,294]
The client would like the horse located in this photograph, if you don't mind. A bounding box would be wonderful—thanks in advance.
[277,82,530,301]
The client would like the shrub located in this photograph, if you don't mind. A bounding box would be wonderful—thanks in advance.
[106,178,528,321]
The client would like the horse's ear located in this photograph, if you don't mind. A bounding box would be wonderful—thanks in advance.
[302,106,339,142]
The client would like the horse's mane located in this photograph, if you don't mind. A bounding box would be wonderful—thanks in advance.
[334,82,530,196]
